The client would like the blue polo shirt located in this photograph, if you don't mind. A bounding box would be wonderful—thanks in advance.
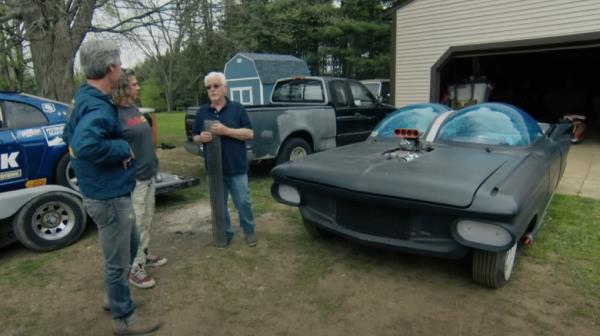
[193,99,252,176]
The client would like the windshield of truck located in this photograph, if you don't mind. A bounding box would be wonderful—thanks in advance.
[435,103,543,146]
[371,103,452,137]
[272,79,325,103]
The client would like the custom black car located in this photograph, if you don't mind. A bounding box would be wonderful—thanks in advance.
[271,102,572,288]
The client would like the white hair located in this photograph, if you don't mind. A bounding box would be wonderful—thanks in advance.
[80,39,121,79]
[204,72,227,86]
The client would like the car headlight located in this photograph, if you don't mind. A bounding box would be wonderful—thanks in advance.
[277,184,300,206]
[455,220,512,247]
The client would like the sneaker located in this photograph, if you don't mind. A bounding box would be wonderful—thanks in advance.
[102,295,110,311]
[145,253,167,267]
[129,265,156,289]
[112,312,162,335]
[244,233,257,247]
[215,236,232,249]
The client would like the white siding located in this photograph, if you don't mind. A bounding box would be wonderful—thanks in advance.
[394,0,600,106]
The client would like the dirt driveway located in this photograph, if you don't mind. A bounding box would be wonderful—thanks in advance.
[1,148,598,335]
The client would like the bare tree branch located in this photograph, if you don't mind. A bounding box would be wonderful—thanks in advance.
[90,0,175,33]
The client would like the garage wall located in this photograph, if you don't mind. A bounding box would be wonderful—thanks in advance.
[394,0,600,106]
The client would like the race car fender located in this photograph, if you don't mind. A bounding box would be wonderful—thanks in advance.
[0,185,81,220]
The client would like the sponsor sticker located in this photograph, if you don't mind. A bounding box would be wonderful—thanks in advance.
[17,128,43,138]
[42,103,56,113]
[43,125,65,147]
[0,169,21,180]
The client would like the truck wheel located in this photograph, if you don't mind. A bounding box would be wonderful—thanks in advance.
[472,242,518,288]
[276,138,312,165]
[12,192,87,252]
[55,154,79,191]
[302,217,332,239]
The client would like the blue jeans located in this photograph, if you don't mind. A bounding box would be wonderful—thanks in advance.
[223,174,255,239]
[83,196,139,320]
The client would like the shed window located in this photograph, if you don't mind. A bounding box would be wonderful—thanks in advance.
[230,87,254,105]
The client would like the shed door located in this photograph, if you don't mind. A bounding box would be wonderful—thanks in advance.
[231,87,254,105]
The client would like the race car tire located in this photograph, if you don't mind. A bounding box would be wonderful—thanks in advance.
[472,242,519,289]
[12,192,87,252]
[55,153,79,191]
[276,137,312,166]
[302,217,332,239]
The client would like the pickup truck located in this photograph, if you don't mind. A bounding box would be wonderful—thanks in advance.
[185,76,395,164]
[0,91,198,251]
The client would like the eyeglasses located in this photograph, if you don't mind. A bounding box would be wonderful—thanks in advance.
[206,84,221,90]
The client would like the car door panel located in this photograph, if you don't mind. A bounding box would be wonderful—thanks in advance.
[0,100,50,191]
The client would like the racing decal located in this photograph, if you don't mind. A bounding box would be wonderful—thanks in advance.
[0,169,22,181]
[1,151,19,169]
[42,103,56,113]
[17,128,43,138]
[43,125,65,147]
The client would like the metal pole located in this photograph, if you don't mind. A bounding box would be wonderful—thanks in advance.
[204,120,227,247]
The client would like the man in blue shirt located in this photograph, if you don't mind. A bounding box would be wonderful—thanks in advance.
[63,40,161,335]
[192,71,257,247]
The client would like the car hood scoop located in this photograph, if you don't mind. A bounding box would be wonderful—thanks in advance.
[280,141,515,207]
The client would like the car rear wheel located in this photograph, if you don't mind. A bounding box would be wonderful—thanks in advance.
[302,217,332,239]
[55,154,79,191]
[12,192,87,251]
[472,242,518,288]
[276,138,312,165]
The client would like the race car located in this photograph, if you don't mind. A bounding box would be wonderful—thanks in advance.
[271,102,572,288]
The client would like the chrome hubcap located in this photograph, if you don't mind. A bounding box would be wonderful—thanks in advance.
[290,147,307,161]
[32,201,75,240]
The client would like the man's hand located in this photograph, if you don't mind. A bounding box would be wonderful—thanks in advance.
[210,122,229,136]
[122,149,135,170]
[193,131,213,144]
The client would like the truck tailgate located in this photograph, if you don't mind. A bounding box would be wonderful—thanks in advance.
[155,172,199,195]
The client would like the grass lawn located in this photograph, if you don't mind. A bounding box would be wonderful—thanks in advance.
[523,194,600,299]
[156,111,188,147]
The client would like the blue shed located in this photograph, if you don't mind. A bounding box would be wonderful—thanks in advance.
[224,52,310,105]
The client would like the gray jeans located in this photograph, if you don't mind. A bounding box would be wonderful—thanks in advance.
[83,196,139,320]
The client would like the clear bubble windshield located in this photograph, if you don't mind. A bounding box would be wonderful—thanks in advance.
[435,103,543,146]
[372,104,451,138]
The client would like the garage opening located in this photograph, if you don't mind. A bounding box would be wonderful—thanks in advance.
[437,44,600,141]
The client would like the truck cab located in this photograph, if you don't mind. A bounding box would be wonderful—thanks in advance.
[185,76,395,164]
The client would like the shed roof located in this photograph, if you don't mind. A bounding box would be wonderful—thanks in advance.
[236,52,310,84]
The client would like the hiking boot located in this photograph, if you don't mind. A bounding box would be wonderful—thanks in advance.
[112,312,162,335]
[145,253,167,268]
[129,265,156,289]
[244,233,257,247]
